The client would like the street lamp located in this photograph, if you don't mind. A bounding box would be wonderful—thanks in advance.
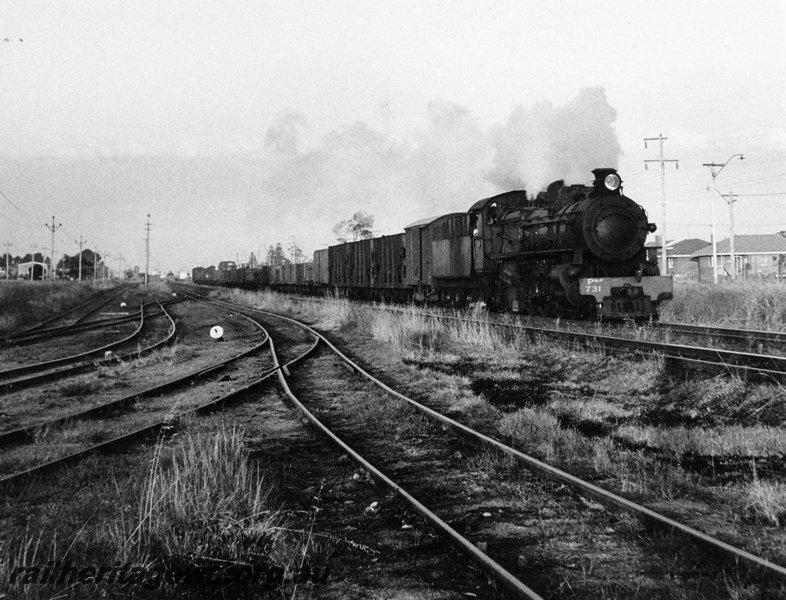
[702,154,744,283]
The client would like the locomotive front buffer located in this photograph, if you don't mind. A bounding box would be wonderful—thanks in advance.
[580,276,673,320]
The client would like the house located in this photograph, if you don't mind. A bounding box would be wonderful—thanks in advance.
[689,235,786,282]
[645,238,709,280]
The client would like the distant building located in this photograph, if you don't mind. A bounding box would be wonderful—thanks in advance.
[689,234,786,282]
[16,261,48,280]
[645,238,709,281]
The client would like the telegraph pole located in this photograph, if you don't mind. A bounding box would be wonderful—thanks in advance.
[94,247,100,280]
[145,214,151,286]
[76,236,86,282]
[722,191,737,279]
[45,216,62,281]
[703,154,744,283]
[644,134,679,276]
[3,242,11,281]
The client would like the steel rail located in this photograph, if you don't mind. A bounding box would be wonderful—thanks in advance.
[4,284,133,340]
[0,309,271,448]
[222,294,786,375]
[655,321,786,348]
[0,303,149,380]
[5,296,184,347]
[0,327,320,490]
[221,300,786,584]
[257,316,543,599]
[1,301,178,394]
[5,312,142,347]
[353,305,786,378]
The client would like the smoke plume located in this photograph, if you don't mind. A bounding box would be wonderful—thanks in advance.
[487,86,622,192]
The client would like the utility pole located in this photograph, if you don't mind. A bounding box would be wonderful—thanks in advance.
[644,134,679,276]
[45,216,62,282]
[76,236,86,282]
[722,191,737,279]
[703,154,744,284]
[145,214,151,287]
[3,242,11,281]
[94,247,100,280]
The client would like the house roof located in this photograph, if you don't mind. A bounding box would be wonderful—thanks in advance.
[645,238,709,256]
[690,234,786,257]
[668,238,711,256]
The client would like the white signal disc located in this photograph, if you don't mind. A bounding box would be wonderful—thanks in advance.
[210,326,224,339]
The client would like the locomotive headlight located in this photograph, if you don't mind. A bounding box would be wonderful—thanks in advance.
[604,173,622,191]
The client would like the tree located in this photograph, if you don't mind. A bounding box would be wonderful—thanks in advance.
[268,242,307,265]
[333,211,375,243]
[287,242,307,264]
[267,243,287,266]
[57,250,101,279]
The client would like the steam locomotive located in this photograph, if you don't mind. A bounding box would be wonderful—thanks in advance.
[193,168,673,320]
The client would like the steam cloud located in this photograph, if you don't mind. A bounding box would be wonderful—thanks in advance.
[260,86,622,241]
[487,87,622,192]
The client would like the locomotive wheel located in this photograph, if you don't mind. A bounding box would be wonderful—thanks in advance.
[537,303,550,317]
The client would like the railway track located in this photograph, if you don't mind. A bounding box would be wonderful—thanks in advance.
[186,294,786,597]
[241,291,786,379]
[2,284,135,345]
[0,300,178,394]
[5,288,784,596]
[347,302,786,381]
[0,296,273,484]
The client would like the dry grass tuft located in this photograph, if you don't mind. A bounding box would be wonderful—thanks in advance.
[741,480,786,527]
[615,424,786,458]
[131,425,283,570]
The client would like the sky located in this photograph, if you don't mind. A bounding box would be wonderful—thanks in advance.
[0,1,784,274]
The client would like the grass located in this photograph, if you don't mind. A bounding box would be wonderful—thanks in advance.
[130,426,283,570]
[1,424,327,599]
[615,424,786,458]
[742,480,786,526]
[180,288,786,577]
[660,280,786,329]
[0,280,112,336]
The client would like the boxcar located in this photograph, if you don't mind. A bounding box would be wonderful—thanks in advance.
[328,234,407,301]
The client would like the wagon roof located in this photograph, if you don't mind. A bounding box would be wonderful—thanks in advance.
[468,190,528,213]
[403,215,442,230]
[404,212,469,230]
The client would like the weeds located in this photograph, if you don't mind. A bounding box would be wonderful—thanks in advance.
[131,425,283,571]
[741,480,786,526]
[0,280,110,336]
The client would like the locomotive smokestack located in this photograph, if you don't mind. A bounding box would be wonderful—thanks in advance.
[591,168,622,195]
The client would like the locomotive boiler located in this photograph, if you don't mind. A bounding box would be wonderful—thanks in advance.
[470,168,672,318]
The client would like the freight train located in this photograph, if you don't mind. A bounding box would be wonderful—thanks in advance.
[192,169,673,319]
